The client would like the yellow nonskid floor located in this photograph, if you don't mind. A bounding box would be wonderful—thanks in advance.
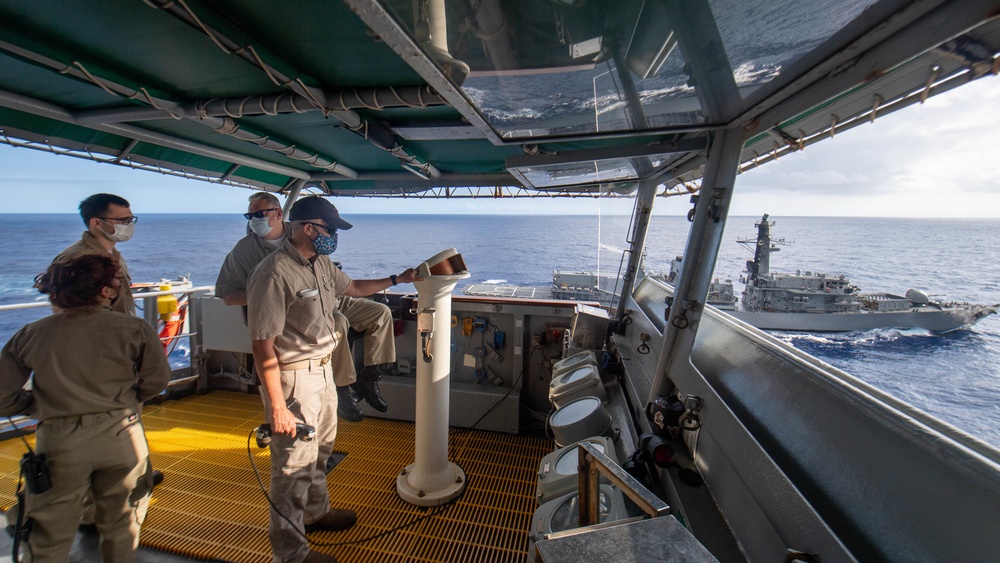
[0,391,550,562]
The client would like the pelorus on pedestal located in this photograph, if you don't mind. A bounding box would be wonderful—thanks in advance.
[396,248,470,507]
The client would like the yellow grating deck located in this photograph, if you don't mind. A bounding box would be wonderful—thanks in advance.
[0,391,551,562]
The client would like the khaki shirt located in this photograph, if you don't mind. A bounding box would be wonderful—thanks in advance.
[53,231,135,316]
[215,224,290,298]
[0,306,171,420]
[246,239,351,364]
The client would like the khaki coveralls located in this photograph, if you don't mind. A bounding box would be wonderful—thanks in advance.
[246,239,351,563]
[53,230,139,527]
[217,225,396,384]
[0,306,171,562]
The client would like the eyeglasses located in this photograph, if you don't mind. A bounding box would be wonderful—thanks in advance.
[302,222,335,235]
[243,208,280,220]
[98,216,138,225]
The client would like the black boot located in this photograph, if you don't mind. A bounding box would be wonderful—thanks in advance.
[351,366,388,412]
[337,385,364,422]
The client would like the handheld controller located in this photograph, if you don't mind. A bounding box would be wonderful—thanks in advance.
[254,423,316,448]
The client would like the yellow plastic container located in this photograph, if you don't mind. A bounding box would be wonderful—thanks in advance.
[157,284,178,321]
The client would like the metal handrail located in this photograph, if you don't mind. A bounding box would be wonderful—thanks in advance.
[135,285,214,298]
[0,285,214,312]
[0,301,51,312]
[0,285,215,388]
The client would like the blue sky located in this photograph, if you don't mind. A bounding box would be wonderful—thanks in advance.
[1,77,998,217]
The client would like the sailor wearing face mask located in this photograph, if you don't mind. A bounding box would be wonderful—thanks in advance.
[215,192,289,309]
[0,254,171,562]
[47,193,169,535]
[217,193,405,424]
[246,197,418,563]
[52,193,138,316]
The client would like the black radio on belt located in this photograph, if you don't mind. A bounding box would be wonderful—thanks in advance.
[6,416,52,495]
[20,451,51,494]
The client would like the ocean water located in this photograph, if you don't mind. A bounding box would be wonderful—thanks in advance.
[1,214,997,447]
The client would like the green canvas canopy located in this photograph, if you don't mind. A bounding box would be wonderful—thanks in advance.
[0,0,997,198]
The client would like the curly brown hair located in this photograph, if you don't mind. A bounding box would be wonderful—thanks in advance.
[35,254,120,309]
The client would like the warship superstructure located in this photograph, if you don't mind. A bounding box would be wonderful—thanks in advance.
[730,215,996,332]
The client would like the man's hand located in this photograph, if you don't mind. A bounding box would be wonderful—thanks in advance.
[251,337,297,437]
[396,267,421,284]
[345,266,423,297]
[269,404,298,436]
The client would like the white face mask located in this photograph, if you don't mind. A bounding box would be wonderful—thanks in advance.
[104,223,134,243]
[249,216,273,237]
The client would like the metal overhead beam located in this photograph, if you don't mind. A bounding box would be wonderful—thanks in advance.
[0,135,280,191]
[609,45,649,130]
[315,171,513,187]
[651,128,745,403]
[644,11,1000,187]
[146,0,442,179]
[740,64,998,175]
[735,0,929,129]
[323,185,647,199]
[344,0,504,145]
[741,0,1000,137]
[661,0,741,122]
[142,0,347,124]
[650,148,707,188]
[615,178,658,320]
[192,86,446,118]
[0,35,358,178]
[0,87,311,180]
[75,106,172,124]
[468,0,517,71]
[75,85,448,124]
[505,138,707,170]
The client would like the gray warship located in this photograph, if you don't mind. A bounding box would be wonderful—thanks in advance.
[666,258,737,312]
[727,215,997,332]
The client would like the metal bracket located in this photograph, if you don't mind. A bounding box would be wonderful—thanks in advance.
[679,395,704,431]
[577,441,669,527]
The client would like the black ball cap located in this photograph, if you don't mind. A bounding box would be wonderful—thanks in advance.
[289,196,353,230]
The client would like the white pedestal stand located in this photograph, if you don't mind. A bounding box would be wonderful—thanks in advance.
[396,270,470,506]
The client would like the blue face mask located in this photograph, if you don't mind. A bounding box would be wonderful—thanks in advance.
[312,230,338,255]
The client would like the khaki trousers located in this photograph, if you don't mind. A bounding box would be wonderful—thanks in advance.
[259,361,338,563]
[330,297,395,387]
[25,408,152,563]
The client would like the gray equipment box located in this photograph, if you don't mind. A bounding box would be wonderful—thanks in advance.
[570,305,609,349]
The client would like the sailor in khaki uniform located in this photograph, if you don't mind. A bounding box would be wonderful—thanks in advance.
[217,192,399,422]
[48,193,166,533]
[52,193,137,317]
[247,196,417,563]
[0,254,170,563]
